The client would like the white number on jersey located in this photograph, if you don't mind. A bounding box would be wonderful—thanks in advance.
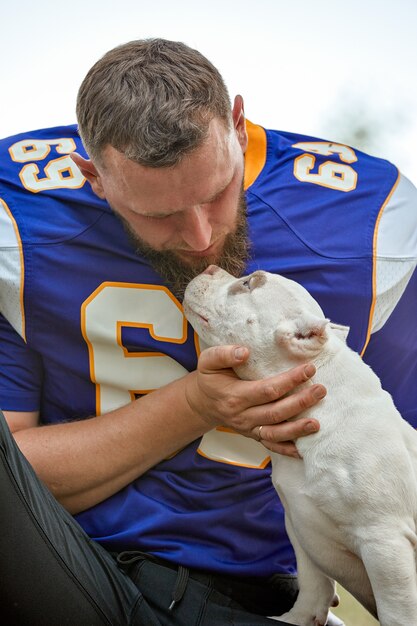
[9,138,85,193]
[82,283,269,468]
[292,141,358,192]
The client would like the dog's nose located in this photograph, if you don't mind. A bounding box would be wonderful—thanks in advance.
[203,265,220,275]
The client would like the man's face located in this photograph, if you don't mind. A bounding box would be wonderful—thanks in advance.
[121,187,250,300]
[82,109,250,298]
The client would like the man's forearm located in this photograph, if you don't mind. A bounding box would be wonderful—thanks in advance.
[8,346,324,514]
[11,372,208,514]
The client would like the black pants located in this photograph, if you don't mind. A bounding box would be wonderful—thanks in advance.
[0,410,298,625]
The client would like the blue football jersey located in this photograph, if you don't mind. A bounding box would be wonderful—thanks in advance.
[0,121,414,577]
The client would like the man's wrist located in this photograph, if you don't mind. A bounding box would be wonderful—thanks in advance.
[183,370,217,428]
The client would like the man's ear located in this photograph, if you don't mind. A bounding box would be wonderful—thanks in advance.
[275,313,330,359]
[232,95,248,152]
[70,153,106,199]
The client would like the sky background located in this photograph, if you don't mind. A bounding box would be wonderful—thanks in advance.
[1,0,416,183]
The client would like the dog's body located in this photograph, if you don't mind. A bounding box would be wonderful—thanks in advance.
[183,265,417,626]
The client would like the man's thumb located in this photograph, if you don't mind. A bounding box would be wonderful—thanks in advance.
[197,345,249,373]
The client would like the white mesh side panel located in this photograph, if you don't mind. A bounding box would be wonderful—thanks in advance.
[373,260,415,332]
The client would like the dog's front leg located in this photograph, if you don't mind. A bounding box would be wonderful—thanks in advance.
[360,531,417,626]
[271,516,339,626]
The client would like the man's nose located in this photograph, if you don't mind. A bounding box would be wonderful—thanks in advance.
[181,206,212,251]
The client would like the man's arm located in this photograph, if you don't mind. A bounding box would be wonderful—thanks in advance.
[4,345,322,514]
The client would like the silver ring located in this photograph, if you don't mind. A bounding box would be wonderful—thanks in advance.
[257,425,263,441]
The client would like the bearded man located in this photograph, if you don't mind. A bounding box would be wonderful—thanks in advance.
[0,38,415,625]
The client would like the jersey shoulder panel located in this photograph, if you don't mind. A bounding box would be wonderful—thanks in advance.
[377,173,417,259]
[245,123,399,260]
[0,124,110,246]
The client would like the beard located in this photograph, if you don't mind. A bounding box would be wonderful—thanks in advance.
[118,188,251,301]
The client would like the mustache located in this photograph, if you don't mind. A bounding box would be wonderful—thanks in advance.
[115,189,251,300]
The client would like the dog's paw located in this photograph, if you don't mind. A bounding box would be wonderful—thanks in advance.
[325,611,345,626]
[270,607,341,626]
[268,612,301,624]
[270,611,321,625]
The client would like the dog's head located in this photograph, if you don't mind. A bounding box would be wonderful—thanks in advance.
[183,266,348,376]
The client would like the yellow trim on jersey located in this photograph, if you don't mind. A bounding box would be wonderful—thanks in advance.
[360,171,401,357]
[197,442,271,470]
[0,197,26,341]
[244,120,267,190]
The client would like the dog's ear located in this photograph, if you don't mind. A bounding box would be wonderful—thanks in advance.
[275,313,330,358]
[329,322,350,343]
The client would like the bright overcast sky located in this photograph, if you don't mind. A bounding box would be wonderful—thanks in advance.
[1,0,416,182]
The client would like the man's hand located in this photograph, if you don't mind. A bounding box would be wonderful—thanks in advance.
[185,345,326,458]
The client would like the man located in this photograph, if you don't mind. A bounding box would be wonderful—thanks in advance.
[0,38,416,624]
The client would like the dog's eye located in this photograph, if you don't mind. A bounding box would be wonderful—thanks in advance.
[228,272,266,296]
[242,276,257,291]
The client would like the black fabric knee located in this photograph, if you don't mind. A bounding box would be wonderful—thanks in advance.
[0,410,153,625]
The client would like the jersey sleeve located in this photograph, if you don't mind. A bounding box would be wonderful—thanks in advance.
[364,173,417,425]
[0,313,43,411]
[0,185,43,411]
[372,173,417,332]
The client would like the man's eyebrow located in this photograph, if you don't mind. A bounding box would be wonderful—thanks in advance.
[138,176,234,218]
[203,176,233,203]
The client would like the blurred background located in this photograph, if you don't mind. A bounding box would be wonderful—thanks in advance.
[1,0,416,185]
[2,2,415,622]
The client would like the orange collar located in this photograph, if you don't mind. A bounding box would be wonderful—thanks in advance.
[244,120,267,190]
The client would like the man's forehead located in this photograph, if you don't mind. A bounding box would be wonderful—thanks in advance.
[99,121,237,216]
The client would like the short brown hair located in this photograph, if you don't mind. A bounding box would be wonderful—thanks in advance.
[76,38,232,167]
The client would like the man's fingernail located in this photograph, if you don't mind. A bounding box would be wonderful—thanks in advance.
[234,347,246,360]
[304,363,316,377]
[313,386,326,400]
[305,421,318,433]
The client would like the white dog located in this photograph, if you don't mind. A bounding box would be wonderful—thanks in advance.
[183,265,417,626]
